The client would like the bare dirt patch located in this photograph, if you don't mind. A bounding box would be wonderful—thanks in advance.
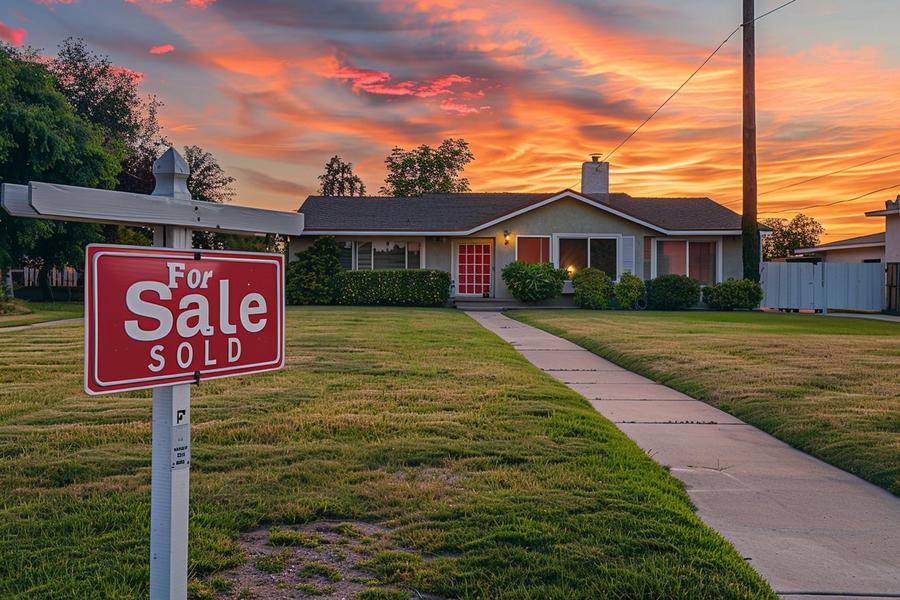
[191,520,447,600]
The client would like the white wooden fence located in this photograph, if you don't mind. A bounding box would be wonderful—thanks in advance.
[760,262,884,312]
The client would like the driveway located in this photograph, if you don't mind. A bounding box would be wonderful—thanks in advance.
[467,311,900,600]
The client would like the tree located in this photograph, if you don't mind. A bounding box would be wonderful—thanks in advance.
[184,145,236,204]
[318,155,366,196]
[0,45,120,297]
[380,138,473,196]
[761,213,824,260]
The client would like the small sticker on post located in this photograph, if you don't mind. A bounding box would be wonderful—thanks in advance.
[171,424,191,470]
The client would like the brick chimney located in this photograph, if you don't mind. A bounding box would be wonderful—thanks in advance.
[581,154,609,198]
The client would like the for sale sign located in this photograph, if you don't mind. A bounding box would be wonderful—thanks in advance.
[85,244,284,395]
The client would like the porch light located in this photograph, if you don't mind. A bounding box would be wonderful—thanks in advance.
[503,230,510,245]
[567,265,576,276]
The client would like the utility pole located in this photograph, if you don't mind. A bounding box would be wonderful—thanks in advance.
[742,0,760,280]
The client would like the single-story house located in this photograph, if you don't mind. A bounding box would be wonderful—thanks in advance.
[794,232,886,263]
[290,159,762,300]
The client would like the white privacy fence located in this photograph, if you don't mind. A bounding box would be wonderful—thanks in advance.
[760,262,885,312]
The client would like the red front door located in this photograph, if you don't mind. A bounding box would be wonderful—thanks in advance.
[457,242,492,296]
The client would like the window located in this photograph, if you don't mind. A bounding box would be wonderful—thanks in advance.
[353,240,422,270]
[657,241,687,276]
[589,238,617,278]
[559,238,588,276]
[558,237,619,279]
[688,241,716,285]
[655,240,718,284]
[356,242,372,270]
[643,238,652,280]
[517,237,551,264]
[338,242,353,270]
[374,241,406,270]
[407,242,422,268]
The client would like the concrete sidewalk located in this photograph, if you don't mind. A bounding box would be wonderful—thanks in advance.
[467,311,900,600]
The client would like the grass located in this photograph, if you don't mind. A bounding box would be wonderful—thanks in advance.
[0,300,82,328]
[511,310,900,495]
[0,307,774,599]
[269,527,323,548]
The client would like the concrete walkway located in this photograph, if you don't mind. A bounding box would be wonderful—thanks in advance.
[0,317,81,334]
[467,311,900,600]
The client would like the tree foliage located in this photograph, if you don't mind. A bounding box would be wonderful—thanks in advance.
[380,138,473,196]
[318,155,366,196]
[761,213,824,260]
[0,45,119,273]
[286,237,343,305]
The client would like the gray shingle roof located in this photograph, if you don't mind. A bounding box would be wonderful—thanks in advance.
[298,191,750,233]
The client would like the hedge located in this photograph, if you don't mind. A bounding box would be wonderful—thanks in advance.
[702,278,763,310]
[501,261,568,303]
[285,237,343,305]
[572,268,613,309]
[335,269,451,306]
[646,274,701,310]
[614,272,645,310]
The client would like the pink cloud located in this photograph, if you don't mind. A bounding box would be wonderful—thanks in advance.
[439,98,487,114]
[331,64,472,98]
[149,44,175,55]
[185,0,216,6]
[32,0,78,4]
[0,21,27,46]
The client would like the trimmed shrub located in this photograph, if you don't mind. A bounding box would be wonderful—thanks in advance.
[286,237,343,305]
[646,274,701,310]
[614,272,645,310]
[572,268,613,309]
[702,278,763,310]
[501,261,567,303]
[335,269,450,306]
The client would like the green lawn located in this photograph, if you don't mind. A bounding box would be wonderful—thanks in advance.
[0,300,83,328]
[0,307,774,599]
[511,310,900,495]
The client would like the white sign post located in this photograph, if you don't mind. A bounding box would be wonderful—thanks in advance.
[0,147,303,600]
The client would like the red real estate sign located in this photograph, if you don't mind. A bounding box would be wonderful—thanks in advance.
[85,244,284,395]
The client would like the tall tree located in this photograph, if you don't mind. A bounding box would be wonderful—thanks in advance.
[0,45,120,296]
[741,0,760,281]
[761,214,824,260]
[318,155,366,196]
[380,138,474,197]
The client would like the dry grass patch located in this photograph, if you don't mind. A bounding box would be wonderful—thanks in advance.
[512,310,900,494]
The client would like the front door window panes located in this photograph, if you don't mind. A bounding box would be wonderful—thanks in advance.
[589,238,617,278]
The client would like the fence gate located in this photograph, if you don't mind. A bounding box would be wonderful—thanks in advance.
[760,261,885,312]
[888,263,900,315]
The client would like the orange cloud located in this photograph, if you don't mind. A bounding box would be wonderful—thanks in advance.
[0,21,27,46]
[149,44,175,54]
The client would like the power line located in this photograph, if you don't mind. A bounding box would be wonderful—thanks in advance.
[603,0,801,162]
[759,150,900,196]
[761,182,900,216]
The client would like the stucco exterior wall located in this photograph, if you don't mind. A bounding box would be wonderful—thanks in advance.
[821,246,885,263]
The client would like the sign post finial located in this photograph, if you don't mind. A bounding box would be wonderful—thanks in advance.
[152,147,192,200]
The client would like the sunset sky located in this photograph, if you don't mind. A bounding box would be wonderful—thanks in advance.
[3,0,899,241]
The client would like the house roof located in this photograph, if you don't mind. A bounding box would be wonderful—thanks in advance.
[298,190,752,235]
[795,231,886,254]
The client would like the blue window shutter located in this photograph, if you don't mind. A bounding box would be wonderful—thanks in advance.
[621,236,635,275]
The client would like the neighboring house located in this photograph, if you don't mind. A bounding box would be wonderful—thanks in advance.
[794,232,886,263]
[290,159,760,300]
